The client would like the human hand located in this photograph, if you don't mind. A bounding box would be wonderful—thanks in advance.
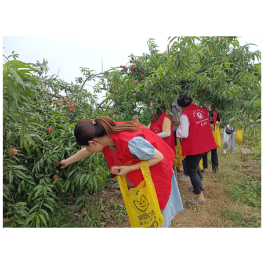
[133,115,139,123]
[216,121,219,125]
[59,159,69,169]
[211,124,215,131]
[114,166,132,176]
[174,121,180,126]
[110,166,120,175]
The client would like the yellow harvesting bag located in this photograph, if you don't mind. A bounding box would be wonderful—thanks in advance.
[117,161,164,228]
[174,138,186,167]
[212,124,221,147]
[199,159,203,171]
[236,129,243,143]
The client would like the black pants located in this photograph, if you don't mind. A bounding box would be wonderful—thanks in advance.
[185,153,206,194]
[203,148,218,170]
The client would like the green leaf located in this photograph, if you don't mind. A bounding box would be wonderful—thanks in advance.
[36,215,40,227]
[6,79,20,103]
[43,203,54,212]
[38,214,47,227]
[12,165,29,171]
[24,138,30,154]
[8,68,25,88]
[40,209,50,220]
[74,203,84,212]
[29,204,40,213]
[15,202,27,206]
[179,46,185,59]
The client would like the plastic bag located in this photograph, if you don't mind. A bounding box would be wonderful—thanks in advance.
[212,124,221,147]
[174,137,185,167]
[117,161,165,228]
[199,159,203,170]
[236,129,243,143]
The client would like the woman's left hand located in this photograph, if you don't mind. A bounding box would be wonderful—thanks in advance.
[216,121,219,125]
[114,166,132,176]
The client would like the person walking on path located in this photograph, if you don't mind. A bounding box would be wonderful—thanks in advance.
[176,95,217,204]
[202,103,220,173]
[223,118,237,154]
[59,116,183,227]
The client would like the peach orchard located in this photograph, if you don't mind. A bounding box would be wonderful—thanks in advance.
[3,37,261,227]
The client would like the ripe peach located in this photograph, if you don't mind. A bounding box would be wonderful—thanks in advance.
[63,99,67,103]
[66,113,69,116]
[10,149,17,155]
[56,102,61,107]
[55,162,60,167]
[84,167,87,170]
[134,80,138,83]
[47,127,53,132]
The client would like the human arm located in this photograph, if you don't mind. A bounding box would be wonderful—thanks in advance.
[114,148,164,176]
[133,115,150,129]
[60,148,93,168]
[176,114,190,138]
[157,116,171,138]
[111,137,163,176]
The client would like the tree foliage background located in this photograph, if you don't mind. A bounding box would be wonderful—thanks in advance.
[2,36,261,227]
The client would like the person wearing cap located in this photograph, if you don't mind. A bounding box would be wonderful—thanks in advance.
[176,95,217,204]
[203,103,220,173]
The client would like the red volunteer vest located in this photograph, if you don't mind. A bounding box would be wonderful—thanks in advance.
[102,123,175,209]
[181,104,217,156]
[150,111,175,154]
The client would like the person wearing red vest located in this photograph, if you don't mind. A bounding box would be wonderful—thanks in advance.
[59,116,183,227]
[176,95,217,204]
[133,99,175,154]
[202,103,220,173]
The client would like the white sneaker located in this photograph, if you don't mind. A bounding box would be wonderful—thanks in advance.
[223,150,226,154]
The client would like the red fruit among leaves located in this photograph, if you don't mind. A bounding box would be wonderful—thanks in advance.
[56,102,61,107]
[10,149,17,155]
[47,127,53,132]
[3,218,8,224]
[141,75,144,78]
[84,167,87,170]
[110,78,113,81]
[63,99,67,103]
[131,57,134,60]
[55,162,60,167]
[104,87,107,90]
[220,38,224,41]
[153,87,155,90]
[204,88,207,90]
[53,175,59,180]
[70,108,75,111]
[3,168,8,171]
[141,70,143,73]
[138,61,140,64]
[133,90,136,93]
[66,113,69,116]
[134,80,138,83]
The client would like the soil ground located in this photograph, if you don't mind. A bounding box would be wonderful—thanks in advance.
[92,130,261,228]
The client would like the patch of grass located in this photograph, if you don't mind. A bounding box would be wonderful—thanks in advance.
[222,208,245,227]
[222,208,261,228]
[228,178,261,207]
[98,198,128,224]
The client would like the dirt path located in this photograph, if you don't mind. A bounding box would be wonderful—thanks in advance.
[94,132,261,228]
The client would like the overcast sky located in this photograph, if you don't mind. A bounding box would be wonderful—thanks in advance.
[3,36,261,103]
